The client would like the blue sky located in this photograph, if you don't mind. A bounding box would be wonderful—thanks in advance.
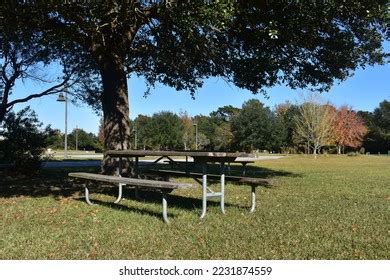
[12,61,390,135]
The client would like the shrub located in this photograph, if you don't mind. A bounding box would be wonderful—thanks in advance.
[0,107,46,175]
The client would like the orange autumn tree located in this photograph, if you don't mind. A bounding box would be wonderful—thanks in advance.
[332,106,367,154]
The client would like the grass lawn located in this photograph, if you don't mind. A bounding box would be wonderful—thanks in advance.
[0,155,389,259]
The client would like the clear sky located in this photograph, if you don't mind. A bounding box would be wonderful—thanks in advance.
[11,59,390,135]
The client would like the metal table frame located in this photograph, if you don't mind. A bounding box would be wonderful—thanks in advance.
[106,150,247,219]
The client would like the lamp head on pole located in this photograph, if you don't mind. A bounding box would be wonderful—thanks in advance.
[57,93,66,102]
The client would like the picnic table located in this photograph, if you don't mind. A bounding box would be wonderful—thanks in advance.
[70,149,271,223]
[106,150,253,219]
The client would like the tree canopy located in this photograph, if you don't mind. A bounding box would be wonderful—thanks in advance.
[331,106,367,154]
[231,99,278,152]
[6,1,388,95]
[358,100,390,153]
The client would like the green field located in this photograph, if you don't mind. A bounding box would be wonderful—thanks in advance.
[0,155,389,259]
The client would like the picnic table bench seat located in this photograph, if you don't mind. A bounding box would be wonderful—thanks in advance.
[162,158,255,175]
[145,169,272,213]
[68,172,192,224]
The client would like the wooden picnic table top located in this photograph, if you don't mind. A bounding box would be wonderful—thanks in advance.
[106,150,250,159]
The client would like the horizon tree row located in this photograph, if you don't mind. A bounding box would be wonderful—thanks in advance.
[104,98,388,155]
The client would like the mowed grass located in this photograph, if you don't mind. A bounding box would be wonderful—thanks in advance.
[0,156,389,259]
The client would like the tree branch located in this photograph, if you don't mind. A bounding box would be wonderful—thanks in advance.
[6,78,70,108]
[42,13,92,51]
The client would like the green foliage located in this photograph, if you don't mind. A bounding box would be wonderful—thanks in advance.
[179,111,196,150]
[373,100,390,132]
[358,99,390,153]
[133,115,152,150]
[44,126,63,149]
[0,107,46,175]
[193,115,217,149]
[213,123,233,151]
[210,105,240,123]
[147,111,184,150]
[67,128,103,152]
[44,126,102,152]
[276,103,301,149]
[231,99,282,152]
[107,99,389,153]
[4,1,388,102]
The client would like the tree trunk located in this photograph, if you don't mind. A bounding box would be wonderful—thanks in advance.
[0,89,10,124]
[99,58,132,175]
[313,146,317,159]
[337,145,341,155]
[0,105,6,124]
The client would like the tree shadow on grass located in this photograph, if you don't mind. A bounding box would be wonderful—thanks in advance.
[75,189,234,222]
[145,161,297,179]
[0,163,298,222]
[0,166,100,199]
[0,163,299,200]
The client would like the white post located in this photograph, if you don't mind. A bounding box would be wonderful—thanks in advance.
[75,125,78,151]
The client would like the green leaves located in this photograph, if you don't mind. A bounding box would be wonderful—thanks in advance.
[0,107,46,175]
[5,0,389,99]
[231,99,282,152]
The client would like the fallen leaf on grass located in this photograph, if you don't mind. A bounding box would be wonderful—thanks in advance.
[48,208,58,214]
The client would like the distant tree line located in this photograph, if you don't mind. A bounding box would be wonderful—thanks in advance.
[45,127,103,152]
[115,98,389,155]
[0,97,388,175]
[357,100,390,154]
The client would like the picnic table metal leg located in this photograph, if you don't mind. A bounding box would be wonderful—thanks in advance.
[250,185,256,213]
[200,162,208,219]
[134,187,140,200]
[118,156,123,175]
[162,191,170,224]
[84,183,93,206]
[114,157,125,204]
[114,183,124,204]
[220,162,225,214]
[242,163,248,176]
[135,157,139,176]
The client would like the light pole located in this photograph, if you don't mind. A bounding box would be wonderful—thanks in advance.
[75,125,78,151]
[193,123,198,150]
[133,125,137,150]
[57,91,68,159]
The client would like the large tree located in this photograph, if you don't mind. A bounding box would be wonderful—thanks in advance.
[179,111,195,150]
[275,102,300,152]
[331,106,367,154]
[148,111,183,150]
[294,96,336,157]
[3,1,388,171]
[358,100,390,153]
[133,114,152,150]
[231,99,277,152]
